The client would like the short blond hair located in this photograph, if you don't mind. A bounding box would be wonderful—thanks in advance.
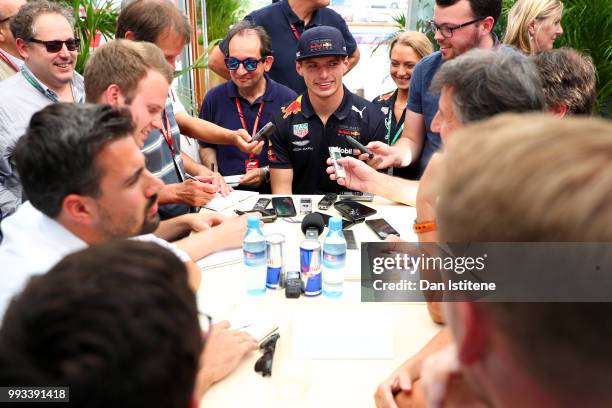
[437,113,612,242]
[84,39,173,104]
[504,0,563,54]
[388,31,434,60]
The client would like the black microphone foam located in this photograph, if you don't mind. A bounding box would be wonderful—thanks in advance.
[301,212,325,236]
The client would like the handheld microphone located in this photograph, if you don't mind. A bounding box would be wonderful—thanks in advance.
[301,212,325,239]
[345,135,374,160]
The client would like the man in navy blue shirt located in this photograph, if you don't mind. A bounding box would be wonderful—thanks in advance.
[268,26,386,194]
[361,0,502,179]
[207,0,359,94]
[199,21,296,193]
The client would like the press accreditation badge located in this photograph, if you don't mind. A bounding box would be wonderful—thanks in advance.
[245,158,259,172]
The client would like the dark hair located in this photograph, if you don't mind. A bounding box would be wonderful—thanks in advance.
[14,103,135,218]
[430,49,545,123]
[225,20,273,58]
[10,0,74,41]
[115,0,190,44]
[533,47,597,115]
[0,240,203,408]
[435,0,502,26]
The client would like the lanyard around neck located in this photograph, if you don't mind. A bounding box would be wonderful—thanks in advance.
[160,109,175,155]
[21,68,59,103]
[235,98,265,159]
[0,52,18,73]
[387,100,406,145]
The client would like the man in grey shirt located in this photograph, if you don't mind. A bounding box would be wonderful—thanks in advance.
[0,0,84,221]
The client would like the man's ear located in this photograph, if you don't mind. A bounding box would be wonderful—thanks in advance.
[454,302,488,366]
[549,102,568,118]
[15,37,29,59]
[295,61,303,77]
[104,84,123,106]
[481,16,495,35]
[61,194,97,225]
[263,55,274,72]
[123,31,136,41]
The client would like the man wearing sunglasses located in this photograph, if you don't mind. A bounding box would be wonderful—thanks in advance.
[0,0,84,221]
[198,21,296,193]
[0,0,25,82]
[116,0,266,220]
[358,0,503,181]
[268,26,387,194]
[207,0,359,94]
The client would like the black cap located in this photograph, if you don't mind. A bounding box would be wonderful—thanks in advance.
[296,26,348,61]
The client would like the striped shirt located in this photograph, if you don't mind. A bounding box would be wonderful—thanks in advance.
[142,93,189,219]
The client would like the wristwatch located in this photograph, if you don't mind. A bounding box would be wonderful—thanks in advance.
[263,166,270,183]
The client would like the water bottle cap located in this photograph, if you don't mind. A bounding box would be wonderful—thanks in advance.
[247,215,260,228]
[329,216,342,231]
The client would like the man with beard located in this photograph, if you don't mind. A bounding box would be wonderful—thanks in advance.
[0,0,84,221]
[0,104,194,309]
[360,0,503,179]
[0,103,259,391]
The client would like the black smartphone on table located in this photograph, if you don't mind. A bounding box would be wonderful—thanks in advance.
[317,193,337,210]
[365,218,400,240]
[252,197,271,211]
[271,196,297,217]
[343,229,358,250]
[334,200,377,222]
[315,212,356,230]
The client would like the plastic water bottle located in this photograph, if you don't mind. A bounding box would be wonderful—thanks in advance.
[243,215,266,295]
[322,217,347,298]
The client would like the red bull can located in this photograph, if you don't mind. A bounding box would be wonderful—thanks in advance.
[266,233,285,289]
[300,239,322,296]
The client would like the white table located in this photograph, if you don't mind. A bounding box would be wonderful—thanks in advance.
[197,195,440,408]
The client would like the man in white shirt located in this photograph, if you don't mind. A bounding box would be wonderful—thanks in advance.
[0,103,257,392]
[0,0,84,219]
[0,104,194,309]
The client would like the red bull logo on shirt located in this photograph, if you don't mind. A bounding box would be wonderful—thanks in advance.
[282,95,302,119]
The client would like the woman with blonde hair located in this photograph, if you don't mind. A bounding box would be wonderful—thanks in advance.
[504,0,564,54]
[373,31,433,179]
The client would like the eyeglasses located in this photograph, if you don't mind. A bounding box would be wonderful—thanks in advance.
[28,38,80,53]
[0,15,14,24]
[426,17,486,38]
[224,57,265,71]
[254,332,280,377]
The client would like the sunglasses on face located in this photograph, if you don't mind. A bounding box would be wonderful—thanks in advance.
[224,56,265,71]
[254,332,280,377]
[28,38,80,53]
[0,15,14,24]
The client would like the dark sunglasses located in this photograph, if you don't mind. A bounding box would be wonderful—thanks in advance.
[0,15,14,24]
[224,56,265,71]
[254,332,280,377]
[28,38,80,53]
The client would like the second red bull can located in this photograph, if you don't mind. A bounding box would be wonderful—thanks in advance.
[265,233,285,289]
[300,239,322,296]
